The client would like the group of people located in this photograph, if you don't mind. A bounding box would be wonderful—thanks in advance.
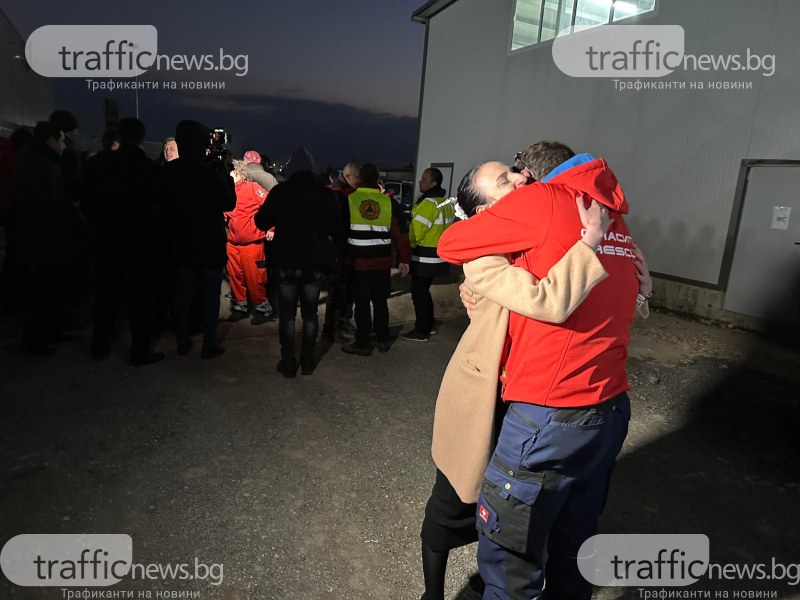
[0,110,457,375]
[1,111,654,598]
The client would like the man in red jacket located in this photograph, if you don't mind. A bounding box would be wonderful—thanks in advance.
[438,141,637,600]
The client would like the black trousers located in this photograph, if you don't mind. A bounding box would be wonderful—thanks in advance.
[411,274,435,335]
[277,268,322,361]
[174,267,222,350]
[21,266,70,350]
[92,259,155,359]
[323,267,353,333]
[0,210,24,310]
[352,269,391,344]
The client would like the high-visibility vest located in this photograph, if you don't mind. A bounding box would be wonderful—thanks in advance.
[410,196,456,264]
[347,187,393,258]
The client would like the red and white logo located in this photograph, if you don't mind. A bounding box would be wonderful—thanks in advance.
[479,505,490,523]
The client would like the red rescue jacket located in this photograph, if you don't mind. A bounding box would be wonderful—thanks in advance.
[226,180,269,245]
[438,158,637,407]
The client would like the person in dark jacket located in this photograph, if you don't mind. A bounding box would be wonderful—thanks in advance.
[82,117,164,366]
[15,121,76,355]
[254,147,342,377]
[0,128,33,312]
[163,120,236,359]
[49,110,82,206]
[321,163,358,343]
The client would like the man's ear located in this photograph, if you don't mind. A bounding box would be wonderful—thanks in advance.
[475,205,487,214]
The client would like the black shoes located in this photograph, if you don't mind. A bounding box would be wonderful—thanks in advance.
[251,312,268,325]
[200,345,225,359]
[376,341,392,353]
[130,352,165,367]
[341,342,373,356]
[400,329,429,342]
[228,310,248,323]
[300,356,315,375]
[321,329,350,344]
[276,358,298,378]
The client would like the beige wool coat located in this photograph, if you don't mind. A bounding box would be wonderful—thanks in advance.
[431,241,609,504]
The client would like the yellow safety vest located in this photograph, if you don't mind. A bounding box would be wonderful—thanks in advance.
[347,187,393,258]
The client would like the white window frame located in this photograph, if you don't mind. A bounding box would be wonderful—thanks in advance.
[508,0,660,55]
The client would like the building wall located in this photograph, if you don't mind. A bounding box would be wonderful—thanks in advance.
[0,10,53,133]
[416,0,800,286]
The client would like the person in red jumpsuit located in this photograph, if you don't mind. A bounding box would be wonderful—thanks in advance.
[225,160,272,325]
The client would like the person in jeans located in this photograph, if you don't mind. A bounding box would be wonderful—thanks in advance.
[254,147,342,377]
[341,163,411,356]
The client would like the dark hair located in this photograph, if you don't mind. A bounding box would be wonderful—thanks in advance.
[359,163,380,186]
[33,121,62,145]
[49,110,78,133]
[9,127,33,151]
[456,163,490,218]
[101,128,120,151]
[515,140,575,181]
[425,167,443,187]
[117,118,146,145]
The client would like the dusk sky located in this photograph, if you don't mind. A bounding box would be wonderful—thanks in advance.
[0,0,427,167]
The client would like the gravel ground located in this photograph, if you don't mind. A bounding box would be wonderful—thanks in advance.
[1,273,799,600]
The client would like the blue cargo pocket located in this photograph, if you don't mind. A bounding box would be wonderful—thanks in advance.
[475,457,544,554]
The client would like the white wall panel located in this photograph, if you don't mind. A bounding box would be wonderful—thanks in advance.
[415,0,800,285]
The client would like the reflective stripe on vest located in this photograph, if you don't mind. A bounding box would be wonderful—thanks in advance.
[411,196,456,260]
[348,188,393,257]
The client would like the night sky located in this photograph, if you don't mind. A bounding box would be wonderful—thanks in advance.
[0,0,426,168]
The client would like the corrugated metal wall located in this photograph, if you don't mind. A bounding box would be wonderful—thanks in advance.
[415,0,800,286]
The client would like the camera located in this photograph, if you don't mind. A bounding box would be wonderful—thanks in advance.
[206,128,231,163]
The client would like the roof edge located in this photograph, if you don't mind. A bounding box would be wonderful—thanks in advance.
[411,0,460,24]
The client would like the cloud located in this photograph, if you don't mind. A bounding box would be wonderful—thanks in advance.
[157,92,418,167]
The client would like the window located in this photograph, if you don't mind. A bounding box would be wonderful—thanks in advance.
[511,0,656,51]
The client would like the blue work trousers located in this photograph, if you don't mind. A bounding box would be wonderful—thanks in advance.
[477,393,631,600]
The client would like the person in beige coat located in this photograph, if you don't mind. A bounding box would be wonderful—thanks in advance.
[419,161,651,600]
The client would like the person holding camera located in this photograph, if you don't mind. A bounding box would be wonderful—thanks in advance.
[162,120,236,359]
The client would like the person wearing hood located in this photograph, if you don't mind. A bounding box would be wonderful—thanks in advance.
[401,168,455,342]
[438,141,641,600]
[254,147,342,377]
[163,120,236,359]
